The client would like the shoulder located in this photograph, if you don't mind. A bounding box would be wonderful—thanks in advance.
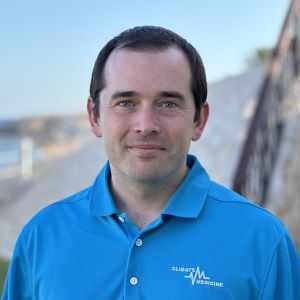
[36,186,90,217]
[20,187,91,239]
[206,180,287,237]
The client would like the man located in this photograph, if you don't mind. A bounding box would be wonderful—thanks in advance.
[2,26,300,299]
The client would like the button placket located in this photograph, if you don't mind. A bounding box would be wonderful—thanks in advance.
[125,228,154,297]
[129,276,138,285]
[135,238,143,247]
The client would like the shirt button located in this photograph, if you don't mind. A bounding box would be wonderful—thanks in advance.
[135,239,143,247]
[130,277,138,285]
[118,216,125,222]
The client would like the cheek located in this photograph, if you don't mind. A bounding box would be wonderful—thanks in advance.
[100,114,129,139]
[166,123,195,150]
[168,117,195,135]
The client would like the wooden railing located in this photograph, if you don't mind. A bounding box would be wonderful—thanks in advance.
[232,0,300,204]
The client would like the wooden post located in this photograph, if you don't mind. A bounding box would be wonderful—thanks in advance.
[21,137,33,180]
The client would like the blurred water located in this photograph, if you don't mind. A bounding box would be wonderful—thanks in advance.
[0,137,20,169]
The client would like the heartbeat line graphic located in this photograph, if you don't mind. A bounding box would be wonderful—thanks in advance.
[184,267,210,285]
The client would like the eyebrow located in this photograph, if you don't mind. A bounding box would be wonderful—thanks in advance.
[111,91,140,99]
[111,90,185,100]
[159,91,185,100]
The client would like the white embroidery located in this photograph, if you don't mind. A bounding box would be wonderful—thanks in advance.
[172,266,224,287]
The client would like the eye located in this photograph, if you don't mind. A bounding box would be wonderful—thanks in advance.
[117,100,135,107]
[161,101,178,109]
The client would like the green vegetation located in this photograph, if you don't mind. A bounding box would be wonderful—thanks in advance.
[0,257,9,295]
[246,47,273,69]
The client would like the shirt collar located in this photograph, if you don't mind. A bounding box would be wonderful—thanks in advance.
[88,155,210,219]
[88,162,119,217]
[162,154,210,219]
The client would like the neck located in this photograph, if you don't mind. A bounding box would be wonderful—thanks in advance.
[109,164,189,229]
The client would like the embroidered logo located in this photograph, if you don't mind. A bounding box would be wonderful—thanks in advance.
[171,266,224,288]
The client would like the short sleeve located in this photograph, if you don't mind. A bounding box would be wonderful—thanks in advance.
[259,232,300,300]
[1,232,32,300]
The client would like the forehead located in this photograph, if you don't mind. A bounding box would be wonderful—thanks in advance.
[103,47,192,89]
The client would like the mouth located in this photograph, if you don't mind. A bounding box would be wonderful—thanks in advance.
[128,144,166,157]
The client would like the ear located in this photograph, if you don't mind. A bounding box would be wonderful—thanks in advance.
[87,97,102,137]
[192,102,209,141]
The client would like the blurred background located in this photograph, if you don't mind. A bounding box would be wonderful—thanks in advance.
[1,0,299,293]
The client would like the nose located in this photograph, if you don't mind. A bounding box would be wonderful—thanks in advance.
[132,106,161,135]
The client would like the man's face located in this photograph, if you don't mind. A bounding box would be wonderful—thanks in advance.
[88,47,208,185]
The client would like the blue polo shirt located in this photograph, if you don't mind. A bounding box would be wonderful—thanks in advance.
[2,155,300,299]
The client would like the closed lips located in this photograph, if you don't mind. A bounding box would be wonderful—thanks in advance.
[129,144,165,150]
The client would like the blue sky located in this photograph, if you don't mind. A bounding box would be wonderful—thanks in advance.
[0,0,290,118]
